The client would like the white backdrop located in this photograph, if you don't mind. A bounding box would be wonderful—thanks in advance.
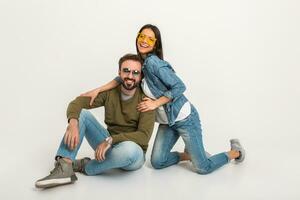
[0,0,300,199]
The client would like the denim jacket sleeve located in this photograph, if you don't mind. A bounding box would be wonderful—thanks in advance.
[147,56,186,100]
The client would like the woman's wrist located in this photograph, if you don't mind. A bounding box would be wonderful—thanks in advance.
[154,100,161,109]
[156,96,170,107]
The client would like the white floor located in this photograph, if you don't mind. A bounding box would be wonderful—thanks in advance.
[1,111,300,200]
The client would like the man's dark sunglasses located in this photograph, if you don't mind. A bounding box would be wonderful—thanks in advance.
[122,67,141,77]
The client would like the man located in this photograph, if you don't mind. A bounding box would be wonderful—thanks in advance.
[35,54,155,188]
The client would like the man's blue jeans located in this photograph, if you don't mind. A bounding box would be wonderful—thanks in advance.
[56,109,145,175]
[151,105,229,174]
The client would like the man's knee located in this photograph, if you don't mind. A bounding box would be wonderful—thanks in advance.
[123,141,143,160]
[121,141,144,170]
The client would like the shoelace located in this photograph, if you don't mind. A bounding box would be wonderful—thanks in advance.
[50,161,63,174]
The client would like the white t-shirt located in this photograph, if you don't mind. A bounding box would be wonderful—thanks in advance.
[141,79,191,124]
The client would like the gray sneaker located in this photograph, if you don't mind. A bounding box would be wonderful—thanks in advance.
[35,158,77,188]
[230,139,245,163]
[72,157,91,173]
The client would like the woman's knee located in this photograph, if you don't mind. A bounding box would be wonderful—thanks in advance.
[194,168,211,175]
[193,163,213,175]
[150,153,167,169]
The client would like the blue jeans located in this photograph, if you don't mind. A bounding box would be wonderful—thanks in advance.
[56,109,145,175]
[151,105,229,174]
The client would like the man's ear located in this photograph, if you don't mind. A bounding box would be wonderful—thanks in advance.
[118,70,121,76]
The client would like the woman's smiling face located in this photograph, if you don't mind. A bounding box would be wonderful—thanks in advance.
[137,28,156,55]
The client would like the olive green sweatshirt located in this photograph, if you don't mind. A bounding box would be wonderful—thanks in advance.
[67,85,155,152]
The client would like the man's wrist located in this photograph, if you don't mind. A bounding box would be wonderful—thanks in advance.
[69,118,78,125]
[105,136,113,145]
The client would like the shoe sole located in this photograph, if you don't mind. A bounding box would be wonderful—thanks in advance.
[235,148,245,163]
[35,174,77,188]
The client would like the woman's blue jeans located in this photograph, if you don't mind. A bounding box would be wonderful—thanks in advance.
[56,109,145,175]
[151,105,229,174]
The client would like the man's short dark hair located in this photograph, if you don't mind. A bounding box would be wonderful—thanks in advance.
[118,54,143,70]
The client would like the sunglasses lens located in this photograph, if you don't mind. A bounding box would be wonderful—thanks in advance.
[138,33,145,40]
[123,68,130,73]
[122,68,140,77]
[137,33,156,46]
[147,38,155,46]
[132,70,140,77]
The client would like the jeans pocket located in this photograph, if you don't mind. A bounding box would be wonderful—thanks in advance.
[175,113,192,127]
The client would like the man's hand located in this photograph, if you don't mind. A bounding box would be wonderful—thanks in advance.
[95,137,112,161]
[64,119,80,150]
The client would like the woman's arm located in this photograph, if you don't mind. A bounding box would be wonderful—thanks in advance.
[81,78,120,106]
[146,55,186,100]
[156,66,186,100]
[137,56,186,112]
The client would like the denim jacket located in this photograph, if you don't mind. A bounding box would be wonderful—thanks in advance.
[115,54,188,126]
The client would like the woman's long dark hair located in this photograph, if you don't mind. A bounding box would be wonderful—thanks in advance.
[136,24,164,60]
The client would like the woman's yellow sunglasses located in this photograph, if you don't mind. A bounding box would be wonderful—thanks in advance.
[137,33,157,46]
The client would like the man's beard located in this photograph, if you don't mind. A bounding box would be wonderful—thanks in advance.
[121,78,139,90]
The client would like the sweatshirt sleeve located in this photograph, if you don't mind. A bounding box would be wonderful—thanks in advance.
[66,92,107,121]
[111,109,155,147]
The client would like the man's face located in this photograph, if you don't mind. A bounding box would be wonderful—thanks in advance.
[119,59,142,90]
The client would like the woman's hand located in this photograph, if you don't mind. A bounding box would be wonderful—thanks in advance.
[80,89,100,106]
[137,97,159,112]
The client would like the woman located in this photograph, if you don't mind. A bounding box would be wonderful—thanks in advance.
[81,24,245,174]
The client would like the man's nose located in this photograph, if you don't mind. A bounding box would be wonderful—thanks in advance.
[127,72,133,78]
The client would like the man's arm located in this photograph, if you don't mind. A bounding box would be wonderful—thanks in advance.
[110,109,155,148]
[63,92,107,150]
[67,91,107,121]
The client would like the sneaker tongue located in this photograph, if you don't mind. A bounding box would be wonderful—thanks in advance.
[50,162,63,175]
[59,159,73,172]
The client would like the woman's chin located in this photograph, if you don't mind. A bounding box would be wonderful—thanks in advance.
[138,48,151,55]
